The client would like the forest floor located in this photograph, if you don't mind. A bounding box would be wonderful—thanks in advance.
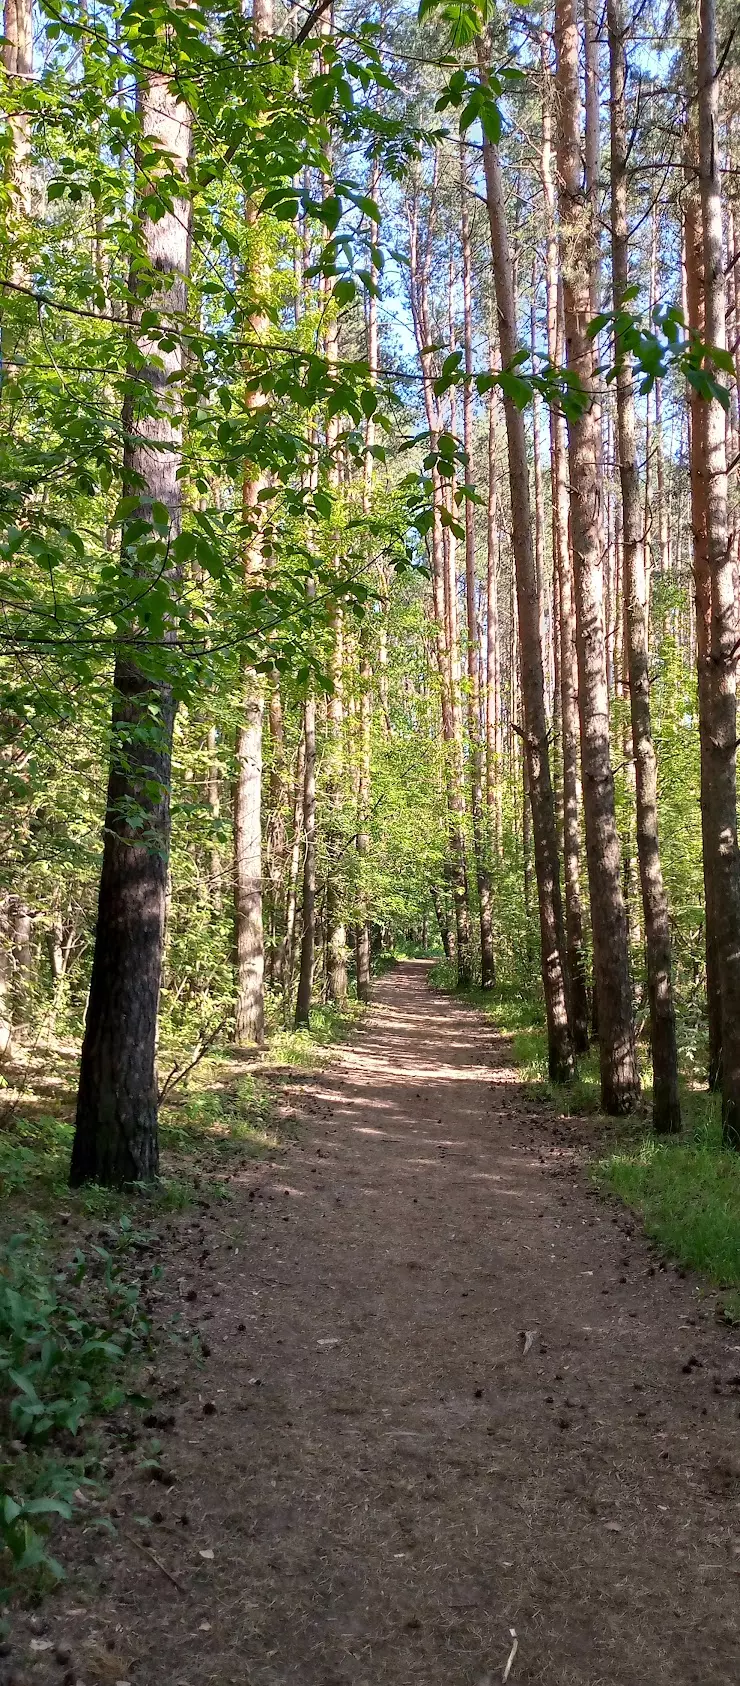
[6,959,740,1685]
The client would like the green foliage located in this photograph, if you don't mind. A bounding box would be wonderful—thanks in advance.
[0,1220,154,1593]
[595,1103,740,1293]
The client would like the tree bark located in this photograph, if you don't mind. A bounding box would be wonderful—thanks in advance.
[71,69,192,1183]
[2,0,33,220]
[407,174,472,989]
[554,0,639,1112]
[477,32,574,1079]
[608,0,680,1132]
[535,35,589,1046]
[698,0,740,1144]
[684,162,722,1087]
[295,582,317,1027]
[460,145,495,988]
[355,161,380,1005]
[233,0,274,1046]
[485,374,503,859]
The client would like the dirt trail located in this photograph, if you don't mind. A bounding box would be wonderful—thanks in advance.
[21,961,740,1685]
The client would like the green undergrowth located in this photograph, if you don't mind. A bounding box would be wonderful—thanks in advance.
[431,960,740,1311]
[593,1094,740,1320]
[0,987,367,1599]
[0,1216,157,1602]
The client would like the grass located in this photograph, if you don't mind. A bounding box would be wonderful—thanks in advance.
[431,959,740,1311]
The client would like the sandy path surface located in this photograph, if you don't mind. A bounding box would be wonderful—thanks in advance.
[17,961,740,1685]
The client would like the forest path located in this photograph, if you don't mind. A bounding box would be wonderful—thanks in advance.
[47,963,740,1682]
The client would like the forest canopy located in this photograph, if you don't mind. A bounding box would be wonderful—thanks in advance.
[1,0,739,1182]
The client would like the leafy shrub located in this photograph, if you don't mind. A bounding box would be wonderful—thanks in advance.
[0,1220,153,1592]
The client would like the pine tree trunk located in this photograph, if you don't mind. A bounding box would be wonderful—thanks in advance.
[698,0,740,1144]
[232,0,274,1046]
[295,684,316,1028]
[460,147,495,988]
[485,377,503,859]
[554,286,590,1053]
[684,115,723,1089]
[281,731,305,1010]
[2,0,33,221]
[430,886,453,961]
[554,0,639,1112]
[71,70,192,1183]
[408,179,472,990]
[608,0,680,1133]
[324,290,348,1007]
[355,165,380,1004]
[206,725,222,911]
[477,33,574,1079]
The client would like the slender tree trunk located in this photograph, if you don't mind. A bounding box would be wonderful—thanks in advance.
[71,70,192,1185]
[486,377,503,858]
[281,731,305,1010]
[461,146,495,987]
[554,0,639,1112]
[324,294,348,1007]
[2,0,33,221]
[698,0,740,1144]
[684,164,722,1087]
[295,677,316,1028]
[206,725,222,911]
[407,176,472,989]
[477,32,574,1079]
[355,162,380,1005]
[265,684,286,986]
[608,0,680,1132]
[233,0,274,1046]
[0,897,11,1055]
[430,885,453,961]
[1,0,34,1034]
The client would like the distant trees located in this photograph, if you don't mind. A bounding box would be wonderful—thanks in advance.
[0,0,739,1183]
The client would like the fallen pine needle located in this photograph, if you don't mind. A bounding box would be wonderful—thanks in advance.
[503,1628,518,1683]
[123,1530,186,1593]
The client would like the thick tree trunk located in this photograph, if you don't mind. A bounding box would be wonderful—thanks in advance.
[71,70,191,1185]
[554,0,639,1112]
[478,33,574,1080]
[460,147,495,988]
[698,0,740,1144]
[608,0,680,1133]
